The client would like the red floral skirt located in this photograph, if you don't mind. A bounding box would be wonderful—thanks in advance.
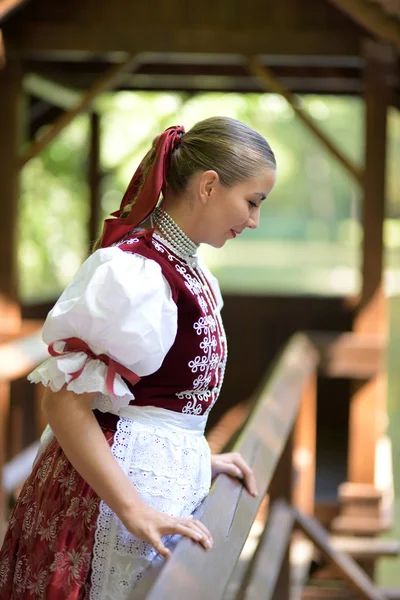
[0,430,114,599]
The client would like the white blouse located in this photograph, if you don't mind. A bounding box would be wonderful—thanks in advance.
[29,245,223,415]
[28,246,178,413]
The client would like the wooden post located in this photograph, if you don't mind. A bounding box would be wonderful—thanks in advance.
[88,112,101,249]
[348,41,393,487]
[0,61,23,333]
[293,373,317,515]
[0,381,11,529]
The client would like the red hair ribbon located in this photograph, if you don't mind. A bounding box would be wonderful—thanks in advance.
[100,125,185,248]
[48,337,141,396]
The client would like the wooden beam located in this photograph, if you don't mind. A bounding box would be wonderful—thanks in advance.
[357,41,394,332]
[20,55,139,167]
[0,30,5,68]
[0,0,30,22]
[327,0,400,50]
[308,331,384,379]
[241,501,295,600]
[295,509,386,600]
[88,112,101,249]
[293,373,317,515]
[23,72,81,109]
[347,41,394,487]
[7,25,362,58]
[28,62,365,96]
[0,60,23,332]
[247,59,363,187]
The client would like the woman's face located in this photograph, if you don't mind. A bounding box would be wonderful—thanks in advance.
[197,168,276,248]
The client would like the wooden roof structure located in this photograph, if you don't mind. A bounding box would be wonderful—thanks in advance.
[0,0,399,121]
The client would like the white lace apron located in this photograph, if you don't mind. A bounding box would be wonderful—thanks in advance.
[90,405,211,600]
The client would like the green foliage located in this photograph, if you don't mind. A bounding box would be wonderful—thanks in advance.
[18,92,400,301]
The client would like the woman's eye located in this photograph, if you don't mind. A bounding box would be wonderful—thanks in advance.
[248,201,257,209]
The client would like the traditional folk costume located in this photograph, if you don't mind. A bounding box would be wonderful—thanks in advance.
[0,127,227,599]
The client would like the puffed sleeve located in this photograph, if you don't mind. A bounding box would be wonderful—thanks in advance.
[28,246,178,414]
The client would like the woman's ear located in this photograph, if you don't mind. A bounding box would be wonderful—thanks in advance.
[199,170,219,204]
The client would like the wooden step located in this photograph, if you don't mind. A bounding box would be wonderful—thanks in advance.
[338,483,382,504]
[331,515,392,535]
[331,536,400,560]
[302,586,400,600]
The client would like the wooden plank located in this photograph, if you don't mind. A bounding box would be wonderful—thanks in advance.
[294,510,386,600]
[26,69,365,96]
[0,381,11,524]
[331,514,392,536]
[23,72,81,109]
[293,374,316,514]
[0,60,23,333]
[240,501,295,600]
[308,332,384,379]
[20,54,139,166]
[144,334,319,600]
[327,0,400,49]
[247,59,363,187]
[0,29,5,68]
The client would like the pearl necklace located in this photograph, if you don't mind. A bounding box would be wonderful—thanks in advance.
[154,206,199,258]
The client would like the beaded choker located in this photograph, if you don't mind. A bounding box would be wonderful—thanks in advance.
[153,206,199,257]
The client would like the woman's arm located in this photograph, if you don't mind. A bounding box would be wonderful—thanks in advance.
[42,387,213,557]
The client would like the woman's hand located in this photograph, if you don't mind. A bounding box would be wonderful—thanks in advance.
[120,500,213,558]
[211,452,258,497]
[43,388,213,559]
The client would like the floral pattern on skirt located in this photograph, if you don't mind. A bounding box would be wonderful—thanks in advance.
[0,431,114,600]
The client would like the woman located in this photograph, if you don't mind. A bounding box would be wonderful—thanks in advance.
[0,116,276,599]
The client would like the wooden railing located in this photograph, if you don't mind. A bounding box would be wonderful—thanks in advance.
[0,329,394,599]
[132,333,391,600]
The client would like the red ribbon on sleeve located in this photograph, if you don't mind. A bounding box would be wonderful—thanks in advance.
[48,337,141,396]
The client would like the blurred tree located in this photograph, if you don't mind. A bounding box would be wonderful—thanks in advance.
[18,92,400,301]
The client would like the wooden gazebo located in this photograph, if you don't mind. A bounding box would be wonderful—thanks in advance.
[0,0,399,597]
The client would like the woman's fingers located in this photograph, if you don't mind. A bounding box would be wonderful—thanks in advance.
[175,522,213,549]
[149,515,213,553]
[230,453,258,496]
[213,452,258,496]
[182,516,212,542]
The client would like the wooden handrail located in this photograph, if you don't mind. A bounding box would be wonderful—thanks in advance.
[143,333,319,600]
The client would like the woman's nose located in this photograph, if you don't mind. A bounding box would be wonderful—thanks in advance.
[247,211,260,229]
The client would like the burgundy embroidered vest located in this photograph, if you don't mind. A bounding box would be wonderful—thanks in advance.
[116,233,227,416]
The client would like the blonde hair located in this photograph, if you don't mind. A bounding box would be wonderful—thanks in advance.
[95,116,275,248]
